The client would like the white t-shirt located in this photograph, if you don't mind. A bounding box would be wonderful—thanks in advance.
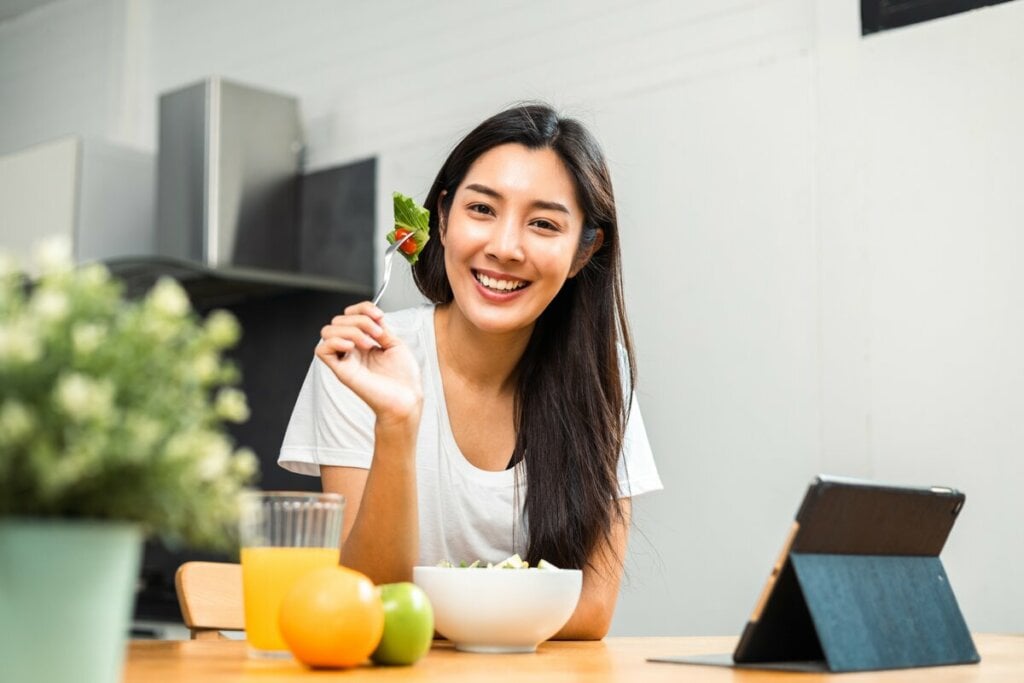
[278,304,663,565]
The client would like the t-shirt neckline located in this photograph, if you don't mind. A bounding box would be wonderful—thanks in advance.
[424,305,522,487]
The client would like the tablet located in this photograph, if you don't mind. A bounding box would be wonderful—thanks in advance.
[650,475,979,672]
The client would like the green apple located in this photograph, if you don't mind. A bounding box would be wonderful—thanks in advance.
[371,582,434,666]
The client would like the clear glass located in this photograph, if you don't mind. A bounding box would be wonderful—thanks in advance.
[238,491,344,658]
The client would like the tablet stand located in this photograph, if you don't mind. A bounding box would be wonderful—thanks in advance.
[735,552,979,672]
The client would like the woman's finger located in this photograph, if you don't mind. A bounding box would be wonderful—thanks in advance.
[323,316,382,340]
[314,340,343,370]
[320,325,378,349]
[372,320,402,351]
[342,301,384,321]
[320,326,379,353]
[321,337,355,354]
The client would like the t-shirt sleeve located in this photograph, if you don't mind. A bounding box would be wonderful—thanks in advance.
[616,391,664,499]
[278,345,376,477]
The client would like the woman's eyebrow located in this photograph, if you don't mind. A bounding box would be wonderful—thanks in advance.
[464,183,570,214]
[465,183,501,199]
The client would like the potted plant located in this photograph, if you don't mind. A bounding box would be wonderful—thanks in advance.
[0,238,258,683]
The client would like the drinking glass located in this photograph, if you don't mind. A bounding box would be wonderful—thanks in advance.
[238,491,344,657]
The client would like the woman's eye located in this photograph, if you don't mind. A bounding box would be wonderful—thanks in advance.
[532,219,560,232]
[468,203,493,216]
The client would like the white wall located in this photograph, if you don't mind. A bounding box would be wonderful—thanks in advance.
[2,0,1022,635]
[817,3,1024,635]
[0,137,79,264]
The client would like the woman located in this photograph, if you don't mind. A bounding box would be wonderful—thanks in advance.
[279,104,662,639]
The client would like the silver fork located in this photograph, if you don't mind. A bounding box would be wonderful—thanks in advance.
[371,231,417,306]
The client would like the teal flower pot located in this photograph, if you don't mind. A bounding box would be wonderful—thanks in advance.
[0,518,142,683]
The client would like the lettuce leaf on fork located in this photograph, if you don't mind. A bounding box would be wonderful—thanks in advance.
[387,192,431,264]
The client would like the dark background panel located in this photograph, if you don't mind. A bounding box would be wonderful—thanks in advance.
[862,0,1016,35]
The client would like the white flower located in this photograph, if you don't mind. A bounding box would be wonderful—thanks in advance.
[231,448,259,479]
[204,309,241,348]
[34,235,73,273]
[147,277,190,318]
[141,316,177,342]
[0,400,35,442]
[54,372,114,422]
[30,289,69,322]
[196,433,233,481]
[191,351,220,384]
[72,323,107,355]
[0,322,41,364]
[214,387,250,423]
[80,262,110,285]
[163,432,193,462]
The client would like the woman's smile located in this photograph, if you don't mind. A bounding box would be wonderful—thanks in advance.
[472,268,531,297]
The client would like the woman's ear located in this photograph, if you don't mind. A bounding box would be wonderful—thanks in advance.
[570,229,604,278]
[436,191,448,246]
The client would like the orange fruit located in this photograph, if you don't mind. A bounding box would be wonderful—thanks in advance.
[278,565,385,668]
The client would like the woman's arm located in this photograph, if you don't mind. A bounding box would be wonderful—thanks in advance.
[552,498,631,640]
[320,420,419,584]
[315,301,423,584]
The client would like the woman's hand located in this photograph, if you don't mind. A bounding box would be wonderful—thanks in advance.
[318,302,422,582]
[315,302,423,426]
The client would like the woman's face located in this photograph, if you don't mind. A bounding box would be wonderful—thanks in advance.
[440,143,586,337]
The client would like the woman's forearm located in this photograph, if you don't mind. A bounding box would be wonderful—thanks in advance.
[552,499,632,640]
[552,590,615,640]
[337,420,420,584]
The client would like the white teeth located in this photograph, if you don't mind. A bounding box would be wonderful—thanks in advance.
[475,272,527,292]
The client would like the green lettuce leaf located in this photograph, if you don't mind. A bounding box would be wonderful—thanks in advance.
[387,192,431,264]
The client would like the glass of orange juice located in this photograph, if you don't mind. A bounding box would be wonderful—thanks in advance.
[239,491,344,658]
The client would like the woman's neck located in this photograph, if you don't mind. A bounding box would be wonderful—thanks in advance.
[434,304,532,394]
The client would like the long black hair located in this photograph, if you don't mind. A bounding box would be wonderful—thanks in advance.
[413,103,635,571]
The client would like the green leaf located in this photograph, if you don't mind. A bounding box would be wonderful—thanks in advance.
[387,192,431,264]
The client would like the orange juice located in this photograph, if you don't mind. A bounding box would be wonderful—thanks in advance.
[240,546,339,652]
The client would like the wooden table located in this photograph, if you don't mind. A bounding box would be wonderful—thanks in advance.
[124,634,1023,681]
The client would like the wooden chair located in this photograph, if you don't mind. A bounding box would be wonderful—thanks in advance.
[174,561,244,640]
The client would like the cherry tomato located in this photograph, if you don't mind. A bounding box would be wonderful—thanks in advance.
[394,228,419,256]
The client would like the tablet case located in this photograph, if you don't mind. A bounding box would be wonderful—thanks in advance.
[651,476,980,673]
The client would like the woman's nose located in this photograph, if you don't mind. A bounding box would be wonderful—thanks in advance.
[485,218,524,262]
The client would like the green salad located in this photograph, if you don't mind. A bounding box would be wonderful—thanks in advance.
[436,553,560,570]
[387,192,431,264]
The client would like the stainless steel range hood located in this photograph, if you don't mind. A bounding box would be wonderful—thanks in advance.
[157,77,303,274]
[106,77,374,304]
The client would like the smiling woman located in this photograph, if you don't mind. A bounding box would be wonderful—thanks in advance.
[278,104,663,640]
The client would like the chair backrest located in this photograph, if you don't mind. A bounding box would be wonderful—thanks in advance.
[174,561,244,639]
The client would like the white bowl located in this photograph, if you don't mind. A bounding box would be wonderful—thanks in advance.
[412,565,582,653]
